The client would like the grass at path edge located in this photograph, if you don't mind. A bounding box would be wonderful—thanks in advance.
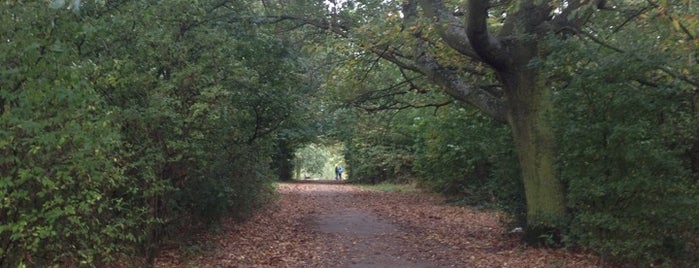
[354,182,421,193]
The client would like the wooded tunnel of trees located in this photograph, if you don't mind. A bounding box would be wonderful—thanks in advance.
[1,0,698,266]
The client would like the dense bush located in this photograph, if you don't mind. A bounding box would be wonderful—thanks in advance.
[0,63,144,265]
[411,105,525,223]
[0,3,150,265]
[551,38,699,265]
[334,101,526,222]
[1,1,307,266]
[341,109,416,184]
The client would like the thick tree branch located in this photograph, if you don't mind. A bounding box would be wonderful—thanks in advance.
[417,0,481,60]
[405,1,507,121]
[270,13,506,123]
[271,15,423,73]
[466,0,509,70]
[416,53,507,123]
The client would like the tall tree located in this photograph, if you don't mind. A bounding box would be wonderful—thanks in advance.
[269,0,697,237]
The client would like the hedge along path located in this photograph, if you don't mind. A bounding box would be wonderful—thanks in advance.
[155,181,597,267]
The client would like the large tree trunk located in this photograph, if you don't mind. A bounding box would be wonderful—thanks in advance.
[502,69,567,243]
[417,0,568,243]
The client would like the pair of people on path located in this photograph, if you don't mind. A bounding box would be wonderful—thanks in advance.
[335,166,344,180]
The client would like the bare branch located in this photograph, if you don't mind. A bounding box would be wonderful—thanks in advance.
[357,99,454,113]
[399,69,425,92]
[346,75,455,113]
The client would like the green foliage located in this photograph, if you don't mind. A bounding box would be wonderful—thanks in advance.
[1,0,312,266]
[280,0,699,265]
[294,144,331,177]
[357,182,419,193]
[292,143,344,179]
[0,77,140,265]
[323,54,442,184]
[557,81,699,265]
[0,2,148,265]
[284,1,699,265]
[273,138,296,181]
[332,99,526,222]
[411,105,525,221]
[550,31,699,265]
[340,109,416,184]
[314,1,525,216]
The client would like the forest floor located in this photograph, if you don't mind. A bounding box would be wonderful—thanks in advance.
[154,181,598,267]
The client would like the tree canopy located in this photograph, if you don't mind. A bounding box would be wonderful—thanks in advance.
[267,0,698,264]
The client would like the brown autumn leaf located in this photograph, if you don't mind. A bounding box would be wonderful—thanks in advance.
[155,181,601,267]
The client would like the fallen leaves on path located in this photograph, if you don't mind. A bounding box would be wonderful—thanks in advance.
[155,181,598,267]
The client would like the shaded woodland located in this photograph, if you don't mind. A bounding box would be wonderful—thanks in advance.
[1,0,698,266]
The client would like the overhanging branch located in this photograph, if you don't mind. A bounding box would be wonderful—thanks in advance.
[268,12,507,123]
[416,53,507,123]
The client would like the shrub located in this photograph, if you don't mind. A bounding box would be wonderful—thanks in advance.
[412,105,526,223]
[555,57,699,265]
[0,1,298,265]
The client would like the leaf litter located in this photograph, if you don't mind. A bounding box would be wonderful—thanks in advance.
[155,181,597,267]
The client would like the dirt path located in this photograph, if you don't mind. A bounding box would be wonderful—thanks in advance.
[303,183,438,268]
[155,181,597,267]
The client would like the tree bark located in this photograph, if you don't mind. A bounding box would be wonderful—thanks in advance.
[460,0,567,238]
[501,68,567,240]
[289,0,570,241]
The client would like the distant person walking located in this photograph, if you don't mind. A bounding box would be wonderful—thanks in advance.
[335,166,344,180]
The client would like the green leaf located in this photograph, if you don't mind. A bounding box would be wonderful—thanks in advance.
[49,41,64,53]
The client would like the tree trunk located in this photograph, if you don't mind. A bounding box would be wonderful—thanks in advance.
[418,0,568,243]
[502,69,567,243]
[690,91,699,182]
[273,138,294,181]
